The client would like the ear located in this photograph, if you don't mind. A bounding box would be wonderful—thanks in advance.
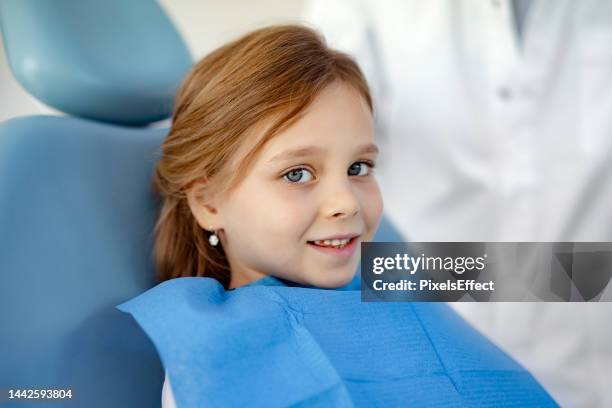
[186,180,223,231]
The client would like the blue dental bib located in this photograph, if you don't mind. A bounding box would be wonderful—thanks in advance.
[117,276,557,407]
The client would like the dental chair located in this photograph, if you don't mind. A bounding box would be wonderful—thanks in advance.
[0,1,404,407]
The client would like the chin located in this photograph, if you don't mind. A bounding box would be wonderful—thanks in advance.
[306,269,356,289]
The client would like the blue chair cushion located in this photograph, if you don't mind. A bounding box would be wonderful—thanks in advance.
[0,115,167,407]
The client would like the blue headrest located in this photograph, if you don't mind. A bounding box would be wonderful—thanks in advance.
[0,0,192,126]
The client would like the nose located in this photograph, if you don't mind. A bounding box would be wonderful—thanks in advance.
[320,178,360,220]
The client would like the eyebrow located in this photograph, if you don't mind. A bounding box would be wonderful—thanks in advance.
[268,143,379,163]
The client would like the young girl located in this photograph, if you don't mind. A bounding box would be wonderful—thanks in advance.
[120,24,555,408]
[153,24,382,407]
[152,24,382,291]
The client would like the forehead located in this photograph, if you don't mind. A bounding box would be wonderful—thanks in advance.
[257,82,375,161]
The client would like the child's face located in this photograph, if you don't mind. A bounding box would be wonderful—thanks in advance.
[199,81,382,289]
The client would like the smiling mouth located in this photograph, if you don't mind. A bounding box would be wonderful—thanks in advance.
[307,236,358,249]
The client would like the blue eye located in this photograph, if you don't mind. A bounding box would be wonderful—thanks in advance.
[348,161,374,176]
[283,168,314,184]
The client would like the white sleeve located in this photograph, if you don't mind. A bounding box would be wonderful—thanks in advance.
[161,371,178,408]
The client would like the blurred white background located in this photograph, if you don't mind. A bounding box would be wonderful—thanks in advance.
[0,0,305,123]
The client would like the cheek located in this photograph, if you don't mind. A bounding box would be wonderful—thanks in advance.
[358,181,384,238]
[227,184,315,275]
[226,182,313,242]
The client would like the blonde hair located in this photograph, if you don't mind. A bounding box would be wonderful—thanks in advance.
[152,24,373,288]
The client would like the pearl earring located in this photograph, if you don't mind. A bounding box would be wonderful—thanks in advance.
[208,229,219,246]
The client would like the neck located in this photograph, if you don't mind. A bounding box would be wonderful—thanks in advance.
[228,268,267,289]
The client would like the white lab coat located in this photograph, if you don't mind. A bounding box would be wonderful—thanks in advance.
[302,1,612,407]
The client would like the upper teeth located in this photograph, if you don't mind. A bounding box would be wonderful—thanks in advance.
[314,238,351,247]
